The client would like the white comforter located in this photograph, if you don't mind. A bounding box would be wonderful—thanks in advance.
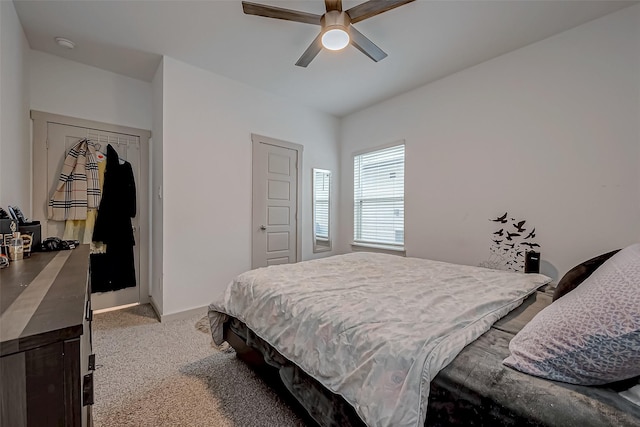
[208,253,551,427]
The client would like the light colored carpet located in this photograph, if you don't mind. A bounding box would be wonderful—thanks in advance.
[92,304,308,427]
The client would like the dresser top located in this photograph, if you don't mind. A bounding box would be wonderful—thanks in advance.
[0,245,90,356]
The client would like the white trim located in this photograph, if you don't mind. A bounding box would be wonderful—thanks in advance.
[352,139,405,157]
[157,305,209,323]
[148,296,162,320]
[351,242,405,252]
[252,133,304,154]
[30,110,152,309]
[30,110,151,138]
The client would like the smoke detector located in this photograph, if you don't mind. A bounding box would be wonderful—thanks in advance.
[55,37,75,49]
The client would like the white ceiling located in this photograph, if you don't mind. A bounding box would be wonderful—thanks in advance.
[13,0,638,117]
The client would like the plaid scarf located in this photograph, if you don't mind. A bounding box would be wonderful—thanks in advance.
[48,139,101,220]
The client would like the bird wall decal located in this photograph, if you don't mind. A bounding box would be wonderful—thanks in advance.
[521,242,541,249]
[480,212,541,272]
[491,212,508,223]
[525,228,536,239]
[506,232,521,241]
[514,221,526,232]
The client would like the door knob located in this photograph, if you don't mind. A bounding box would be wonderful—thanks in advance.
[259,225,266,231]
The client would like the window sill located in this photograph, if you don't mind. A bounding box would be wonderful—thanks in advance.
[351,242,406,256]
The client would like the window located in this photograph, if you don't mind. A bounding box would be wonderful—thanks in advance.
[354,143,405,248]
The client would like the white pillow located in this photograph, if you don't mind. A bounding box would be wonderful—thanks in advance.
[503,243,640,385]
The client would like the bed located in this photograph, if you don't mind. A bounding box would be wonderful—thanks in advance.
[208,250,640,427]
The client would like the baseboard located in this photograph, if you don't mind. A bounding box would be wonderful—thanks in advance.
[157,305,209,323]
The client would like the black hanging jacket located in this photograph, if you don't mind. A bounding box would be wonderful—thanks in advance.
[93,144,136,245]
[91,144,137,292]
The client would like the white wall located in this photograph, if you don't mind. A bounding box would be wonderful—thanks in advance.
[161,56,340,316]
[339,5,640,280]
[150,58,164,313]
[0,1,30,213]
[30,50,152,131]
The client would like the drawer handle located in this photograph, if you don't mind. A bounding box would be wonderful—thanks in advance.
[85,300,92,321]
[83,373,94,406]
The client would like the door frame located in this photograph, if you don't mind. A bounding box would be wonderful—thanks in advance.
[31,110,151,305]
[251,133,303,269]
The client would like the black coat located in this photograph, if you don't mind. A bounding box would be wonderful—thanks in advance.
[91,144,137,293]
[93,144,136,245]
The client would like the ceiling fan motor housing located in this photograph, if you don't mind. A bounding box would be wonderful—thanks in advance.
[321,10,351,32]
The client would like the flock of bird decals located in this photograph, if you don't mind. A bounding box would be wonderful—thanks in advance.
[479,212,541,272]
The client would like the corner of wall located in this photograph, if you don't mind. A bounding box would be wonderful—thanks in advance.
[0,0,31,213]
[150,56,165,315]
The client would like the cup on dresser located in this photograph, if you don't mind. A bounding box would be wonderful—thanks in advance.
[9,232,24,261]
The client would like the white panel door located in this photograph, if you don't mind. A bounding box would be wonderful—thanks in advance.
[252,136,302,268]
[45,123,145,310]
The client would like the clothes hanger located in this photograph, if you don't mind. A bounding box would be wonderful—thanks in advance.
[87,139,126,164]
[84,139,107,163]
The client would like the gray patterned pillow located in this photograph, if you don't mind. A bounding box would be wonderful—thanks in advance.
[503,243,640,385]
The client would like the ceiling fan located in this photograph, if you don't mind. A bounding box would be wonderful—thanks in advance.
[242,0,415,67]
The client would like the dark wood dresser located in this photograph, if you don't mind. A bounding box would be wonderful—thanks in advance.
[1,245,93,427]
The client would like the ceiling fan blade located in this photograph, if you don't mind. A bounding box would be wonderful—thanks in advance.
[325,0,342,12]
[295,33,323,67]
[242,1,321,25]
[348,26,387,62]
[346,0,415,24]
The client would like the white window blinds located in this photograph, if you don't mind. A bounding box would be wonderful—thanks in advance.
[354,144,405,247]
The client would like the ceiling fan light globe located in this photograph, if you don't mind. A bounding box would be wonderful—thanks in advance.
[322,28,349,51]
